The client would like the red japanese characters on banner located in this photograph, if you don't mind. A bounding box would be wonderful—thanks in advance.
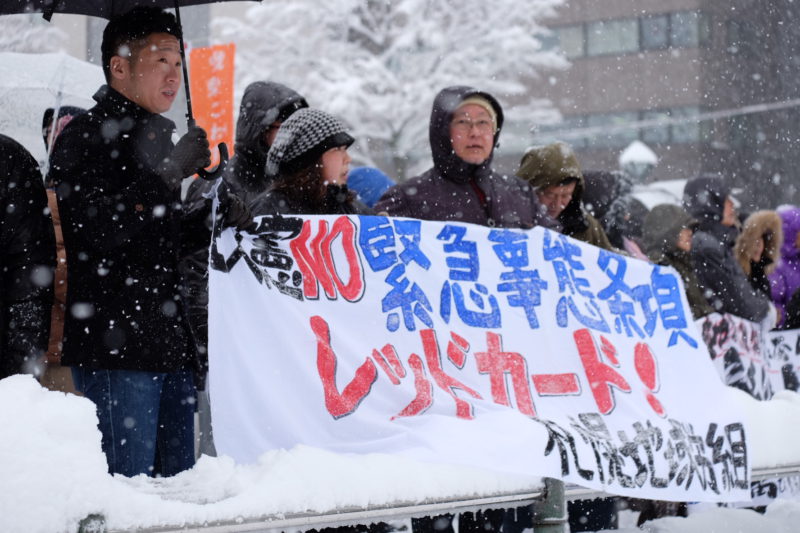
[188,43,235,167]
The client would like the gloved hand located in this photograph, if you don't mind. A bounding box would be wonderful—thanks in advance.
[219,189,253,231]
[158,126,211,190]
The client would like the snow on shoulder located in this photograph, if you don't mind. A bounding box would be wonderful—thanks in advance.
[0,377,540,532]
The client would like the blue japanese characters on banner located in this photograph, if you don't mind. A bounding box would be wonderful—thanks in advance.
[357,216,697,348]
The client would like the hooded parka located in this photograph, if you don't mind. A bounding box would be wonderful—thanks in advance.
[642,204,712,319]
[374,86,555,230]
[735,210,782,298]
[48,85,210,373]
[516,142,613,250]
[0,134,55,379]
[226,82,308,205]
[683,176,771,322]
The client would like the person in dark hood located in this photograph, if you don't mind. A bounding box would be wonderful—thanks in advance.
[516,142,613,250]
[374,86,555,230]
[643,204,713,319]
[582,169,649,253]
[0,134,55,380]
[225,81,308,205]
[377,88,553,533]
[682,175,775,324]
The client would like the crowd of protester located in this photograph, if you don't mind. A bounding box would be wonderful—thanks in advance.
[1,5,799,531]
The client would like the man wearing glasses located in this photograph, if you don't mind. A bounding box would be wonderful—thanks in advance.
[375,85,555,231]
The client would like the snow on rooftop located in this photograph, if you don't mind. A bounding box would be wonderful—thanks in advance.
[619,140,658,166]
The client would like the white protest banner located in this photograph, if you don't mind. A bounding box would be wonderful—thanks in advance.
[208,215,750,503]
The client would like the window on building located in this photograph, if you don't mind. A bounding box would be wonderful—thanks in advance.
[641,14,669,50]
[554,24,585,58]
[535,115,588,149]
[671,11,709,48]
[537,29,560,53]
[586,18,638,56]
[671,106,703,143]
[586,112,639,147]
[640,109,671,144]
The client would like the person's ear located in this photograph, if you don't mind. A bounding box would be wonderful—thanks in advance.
[109,55,129,82]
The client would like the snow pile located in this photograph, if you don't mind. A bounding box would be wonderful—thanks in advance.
[3,373,800,532]
[0,376,539,532]
[610,500,800,532]
[737,387,800,469]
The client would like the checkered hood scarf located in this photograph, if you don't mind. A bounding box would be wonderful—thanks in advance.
[266,108,354,176]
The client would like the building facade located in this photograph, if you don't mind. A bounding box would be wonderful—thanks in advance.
[529,0,800,211]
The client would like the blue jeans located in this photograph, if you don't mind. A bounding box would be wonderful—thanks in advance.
[72,367,196,477]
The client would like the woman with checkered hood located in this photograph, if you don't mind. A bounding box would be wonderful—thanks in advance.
[253,108,371,215]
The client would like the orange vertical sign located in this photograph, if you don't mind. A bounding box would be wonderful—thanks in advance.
[188,43,236,167]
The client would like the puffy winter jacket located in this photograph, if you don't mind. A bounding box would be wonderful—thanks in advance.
[0,134,55,379]
[49,85,209,372]
[683,176,770,321]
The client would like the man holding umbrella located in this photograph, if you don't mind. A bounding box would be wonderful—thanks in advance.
[48,6,243,477]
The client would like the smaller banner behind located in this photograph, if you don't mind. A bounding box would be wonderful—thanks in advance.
[188,43,235,167]
[209,215,751,503]
[700,313,800,504]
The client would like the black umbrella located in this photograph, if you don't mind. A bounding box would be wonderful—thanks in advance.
[4,0,258,178]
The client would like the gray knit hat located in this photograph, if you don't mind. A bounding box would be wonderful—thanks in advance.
[266,108,354,176]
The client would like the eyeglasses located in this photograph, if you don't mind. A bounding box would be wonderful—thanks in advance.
[451,118,494,134]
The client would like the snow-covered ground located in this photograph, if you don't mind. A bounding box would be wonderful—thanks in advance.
[2,375,800,532]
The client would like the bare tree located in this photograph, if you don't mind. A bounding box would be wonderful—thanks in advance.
[213,0,566,179]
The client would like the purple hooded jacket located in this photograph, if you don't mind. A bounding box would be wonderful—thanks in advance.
[770,206,800,325]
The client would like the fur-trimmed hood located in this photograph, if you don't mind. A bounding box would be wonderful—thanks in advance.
[735,210,783,276]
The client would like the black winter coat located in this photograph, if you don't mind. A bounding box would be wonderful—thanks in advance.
[48,85,210,372]
[683,176,770,321]
[0,134,55,379]
[374,86,556,230]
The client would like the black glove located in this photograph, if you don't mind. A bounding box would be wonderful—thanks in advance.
[158,126,211,190]
[219,189,253,231]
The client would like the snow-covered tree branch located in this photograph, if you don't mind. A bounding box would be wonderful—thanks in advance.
[0,14,67,53]
[213,0,567,179]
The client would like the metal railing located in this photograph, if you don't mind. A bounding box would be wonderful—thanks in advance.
[83,464,800,533]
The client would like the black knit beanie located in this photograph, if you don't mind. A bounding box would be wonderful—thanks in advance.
[266,108,354,176]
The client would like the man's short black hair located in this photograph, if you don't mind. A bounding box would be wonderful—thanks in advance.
[101,6,181,82]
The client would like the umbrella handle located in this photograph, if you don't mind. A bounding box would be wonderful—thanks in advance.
[197,141,229,181]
